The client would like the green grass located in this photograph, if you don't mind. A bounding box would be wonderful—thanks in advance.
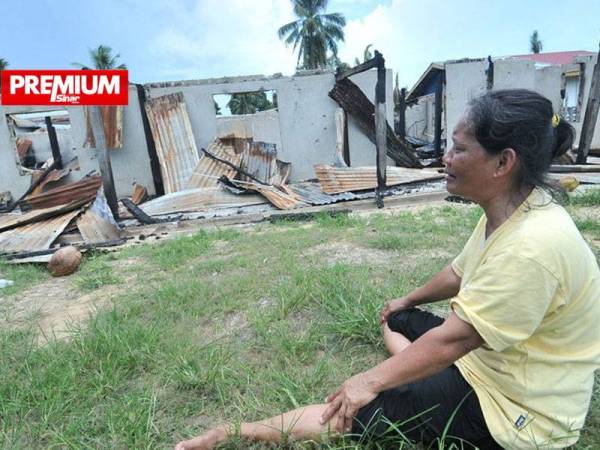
[0,202,598,449]
[569,187,600,206]
[0,259,49,297]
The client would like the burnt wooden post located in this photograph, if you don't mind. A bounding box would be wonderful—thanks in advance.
[374,51,387,208]
[486,55,494,91]
[433,81,443,155]
[334,108,349,166]
[398,87,406,139]
[89,106,119,218]
[44,116,63,169]
[577,42,600,164]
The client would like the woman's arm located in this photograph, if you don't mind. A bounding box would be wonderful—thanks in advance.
[322,312,483,432]
[381,264,462,322]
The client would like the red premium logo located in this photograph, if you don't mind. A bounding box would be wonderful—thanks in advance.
[0,70,128,106]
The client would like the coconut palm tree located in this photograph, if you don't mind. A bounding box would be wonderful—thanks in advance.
[72,45,126,69]
[530,30,543,54]
[228,92,274,115]
[354,44,373,65]
[278,0,346,70]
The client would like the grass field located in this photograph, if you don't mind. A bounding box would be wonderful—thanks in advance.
[1,190,599,450]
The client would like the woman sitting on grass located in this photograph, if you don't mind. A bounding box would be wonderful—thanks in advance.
[176,89,600,450]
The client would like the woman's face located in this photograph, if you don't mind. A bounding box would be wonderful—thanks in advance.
[442,118,499,202]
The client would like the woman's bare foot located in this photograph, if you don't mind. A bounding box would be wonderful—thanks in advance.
[174,428,227,450]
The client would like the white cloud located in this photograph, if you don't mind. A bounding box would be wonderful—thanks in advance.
[149,0,299,80]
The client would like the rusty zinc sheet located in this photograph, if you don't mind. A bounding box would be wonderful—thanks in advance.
[314,165,443,194]
[77,210,120,243]
[16,137,33,161]
[84,106,124,149]
[222,178,307,210]
[139,187,266,216]
[0,209,82,254]
[30,168,72,196]
[0,199,93,233]
[23,176,102,210]
[145,92,200,193]
[76,192,121,243]
[186,140,241,189]
[288,182,358,205]
[238,141,290,186]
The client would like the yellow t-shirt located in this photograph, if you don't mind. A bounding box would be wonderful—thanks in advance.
[450,188,600,449]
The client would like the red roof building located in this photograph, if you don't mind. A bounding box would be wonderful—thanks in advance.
[508,50,596,65]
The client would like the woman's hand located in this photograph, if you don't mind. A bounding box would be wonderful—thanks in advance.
[380,297,410,324]
[320,373,380,433]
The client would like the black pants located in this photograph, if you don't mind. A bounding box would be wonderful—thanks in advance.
[352,308,503,450]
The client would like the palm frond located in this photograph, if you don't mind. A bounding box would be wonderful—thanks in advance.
[278,20,300,40]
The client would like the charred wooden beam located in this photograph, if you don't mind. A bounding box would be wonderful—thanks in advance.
[45,116,63,170]
[121,198,160,224]
[433,80,444,155]
[329,78,421,168]
[577,42,600,164]
[336,58,378,81]
[374,50,387,208]
[397,87,406,139]
[485,55,494,91]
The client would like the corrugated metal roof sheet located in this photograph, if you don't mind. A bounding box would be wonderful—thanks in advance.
[288,182,358,205]
[76,192,121,243]
[145,92,200,193]
[0,209,82,254]
[314,165,443,194]
[140,187,266,216]
[16,137,32,161]
[0,199,92,233]
[186,140,241,189]
[84,106,124,149]
[77,210,121,243]
[221,178,307,210]
[23,176,102,210]
[238,141,290,186]
[30,168,71,196]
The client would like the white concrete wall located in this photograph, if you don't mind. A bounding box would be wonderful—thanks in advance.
[534,65,565,112]
[445,60,487,140]
[493,59,536,90]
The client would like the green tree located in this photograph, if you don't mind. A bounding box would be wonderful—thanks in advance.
[278,0,346,70]
[354,44,373,65]
[227,92,274,115]
[530,30,543,54]
[72,45,127,69]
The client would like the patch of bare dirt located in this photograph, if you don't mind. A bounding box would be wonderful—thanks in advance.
[1,257,140,344]
[304,241,392,267]
[303,241,454,267]
[572,206,600,221]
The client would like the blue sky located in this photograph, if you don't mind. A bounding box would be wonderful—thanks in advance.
[1,0,598,89]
